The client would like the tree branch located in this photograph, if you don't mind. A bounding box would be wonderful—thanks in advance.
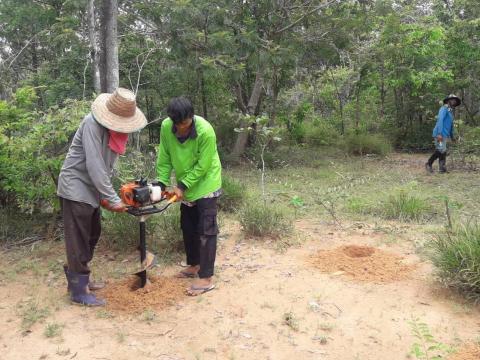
[274,0,335,35]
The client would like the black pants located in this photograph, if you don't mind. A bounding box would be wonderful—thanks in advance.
[427,150,447,171]
[180,197,218,278]
[61,197,101,274]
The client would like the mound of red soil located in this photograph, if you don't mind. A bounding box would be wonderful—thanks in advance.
[449,344,480,360]
[98,275,188,313]
[310,245,415,283]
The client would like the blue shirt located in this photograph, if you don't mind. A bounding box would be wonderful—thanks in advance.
[432,105,454,138]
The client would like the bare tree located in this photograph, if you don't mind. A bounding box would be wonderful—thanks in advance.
[87,0,101,94]
[101,0,119,92]
[86,0,118,93]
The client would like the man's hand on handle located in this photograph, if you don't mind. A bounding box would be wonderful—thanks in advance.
[100,199,128,212]
[171,186,184,202]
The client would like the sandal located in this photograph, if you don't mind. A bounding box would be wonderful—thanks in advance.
[186,284,216,296]
[175,270,198,279]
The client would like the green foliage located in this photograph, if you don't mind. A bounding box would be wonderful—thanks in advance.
[304,120,341,147]
[101,212,139,250]
[149,208,183,261]
[344,133,392,156]
[409,318,452,360]
[429,223,480,302]
[102,208,183,261]
[346,197,371,215]
[0,87,89,212]
[218,175,246,213]
[285,102,314,143]
[239,202,292,239]
[382,190,430,222]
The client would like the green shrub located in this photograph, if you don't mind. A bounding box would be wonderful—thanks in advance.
[102,212,138,250]
[239,202,293,238]
[0,88,89,212]
[284,101,314,143]
[218,175,246,212]
[304,120,340,146]
[149,208,183,261]
[429,223,480,302]
[345,197,371,215]
[382,191,430,222]
[102,206,183,261]
[344,132,392,156]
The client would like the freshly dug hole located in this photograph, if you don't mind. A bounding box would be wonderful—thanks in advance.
[310,245,415,283]
[98,275,188,313]
[343,245,375,258]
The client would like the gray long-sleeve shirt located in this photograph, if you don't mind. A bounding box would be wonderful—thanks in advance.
[57,113,121,207]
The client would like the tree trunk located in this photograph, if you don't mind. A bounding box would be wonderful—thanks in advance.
[355,88,360,131]
[87,0,101,94]
[230,69,264,161]
[380,60,385,120]
[196,60,208,119]
[329,69,344,135]
[101,0,119,92]
[270,66,279,125]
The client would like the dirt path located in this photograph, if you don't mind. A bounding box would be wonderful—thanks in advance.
[1,220,479,360]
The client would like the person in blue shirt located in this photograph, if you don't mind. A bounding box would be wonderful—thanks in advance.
[425,94,461,173]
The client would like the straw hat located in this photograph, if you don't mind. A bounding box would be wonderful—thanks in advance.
[443,94,461,107]
[91,88,147,133]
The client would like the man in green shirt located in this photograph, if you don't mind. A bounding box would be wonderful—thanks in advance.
[156,97,222,295]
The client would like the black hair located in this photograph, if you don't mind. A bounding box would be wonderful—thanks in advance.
[167,97,194,124]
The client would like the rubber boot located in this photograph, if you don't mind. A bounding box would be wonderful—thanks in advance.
[425,151,440,173]
[439,153,447,173]
[63,264,72,293]
[68,271,106,306]
[63,265,105,291]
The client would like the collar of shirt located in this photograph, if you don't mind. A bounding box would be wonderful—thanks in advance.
[172,116,198,142]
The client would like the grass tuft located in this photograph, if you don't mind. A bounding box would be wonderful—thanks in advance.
[429,223,480,302]
[382,191,431,222]
[239,202,293,239]
[44,322,63,338]
[218,175,246,213]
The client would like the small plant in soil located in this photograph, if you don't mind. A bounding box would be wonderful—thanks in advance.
[16,298,50,330]
[409,318,452,360]
[96,309,114,319]
[141,308,157,322]
[283,311,299,331]
[56,349,71,356]
[116,330,127,343]
[44,322,63,338]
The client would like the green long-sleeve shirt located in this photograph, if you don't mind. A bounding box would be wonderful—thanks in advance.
[156,115,222,202]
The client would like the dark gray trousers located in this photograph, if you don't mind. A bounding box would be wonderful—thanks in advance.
[61,197,101,274]
[180,197,218,278]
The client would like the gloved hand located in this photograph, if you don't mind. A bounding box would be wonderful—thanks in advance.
[100,199,128,212]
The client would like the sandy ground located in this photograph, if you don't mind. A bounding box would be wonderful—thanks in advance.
[1,218,479,360]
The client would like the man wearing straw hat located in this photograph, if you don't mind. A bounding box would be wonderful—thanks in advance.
[57,88,147,306]
[425,94,461,174]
